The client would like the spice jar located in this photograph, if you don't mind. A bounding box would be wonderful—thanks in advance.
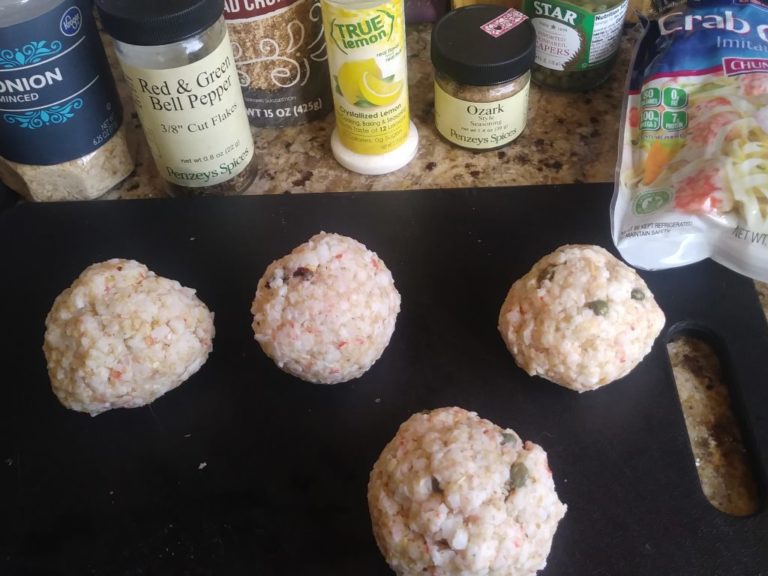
[0,0,133,201]
[522,0,628,91]
[431,6,535,151]
[96,0,256,196]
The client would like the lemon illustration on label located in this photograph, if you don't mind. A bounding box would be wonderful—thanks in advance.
[336,58,402,107]
[359,71,402,106]
[337,59,378,103]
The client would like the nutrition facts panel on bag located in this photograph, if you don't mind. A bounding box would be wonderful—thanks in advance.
[639,85,688,134]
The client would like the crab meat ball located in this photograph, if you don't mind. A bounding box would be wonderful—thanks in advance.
[251,232,401,384]
[498,244,665,392]
[368,407,567,576]
[43,259,215,416]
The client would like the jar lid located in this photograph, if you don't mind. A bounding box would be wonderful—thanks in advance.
[431,6,536,86]
[95,0,223,46]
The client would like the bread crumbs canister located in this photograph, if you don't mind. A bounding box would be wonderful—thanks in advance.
[223,0,333,126]
[431,6,535,151]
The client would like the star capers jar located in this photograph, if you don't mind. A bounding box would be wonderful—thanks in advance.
[522,0,628,91]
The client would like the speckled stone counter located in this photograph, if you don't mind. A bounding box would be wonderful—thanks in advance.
[105,24,630,199]
[103,24,761,516]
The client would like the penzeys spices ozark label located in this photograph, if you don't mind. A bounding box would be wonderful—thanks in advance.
[224,0,333,126]
[522,0,628,73]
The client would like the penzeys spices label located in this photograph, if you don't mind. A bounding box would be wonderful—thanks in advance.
[224,0,333,126]
[431,6,534,151]
[434,82,530,149]
[120,31,254,188]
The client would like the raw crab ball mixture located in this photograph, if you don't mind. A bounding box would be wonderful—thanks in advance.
[251,232,401,384]
[43,258,215,416]
[368,407,567,576]
[498,244,665,392]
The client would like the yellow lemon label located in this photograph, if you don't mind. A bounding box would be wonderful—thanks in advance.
[321,0,410,155]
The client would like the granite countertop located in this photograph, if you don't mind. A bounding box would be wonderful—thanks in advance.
[106,24,629,199]
[101,24,761,517]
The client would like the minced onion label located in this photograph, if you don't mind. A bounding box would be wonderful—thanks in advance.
[0,0,123,165]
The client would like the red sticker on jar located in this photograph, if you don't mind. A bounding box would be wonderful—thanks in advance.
[480,8,528,37]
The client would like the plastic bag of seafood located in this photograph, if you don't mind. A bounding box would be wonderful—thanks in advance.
[611,0,768,280]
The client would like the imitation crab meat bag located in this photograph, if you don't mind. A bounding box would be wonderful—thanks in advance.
[611,0,768,280]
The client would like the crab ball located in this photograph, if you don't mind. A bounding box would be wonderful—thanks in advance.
[251,232,401,384]
[368,407,567,576]
[43,259,215,416]
[498,244,665,392]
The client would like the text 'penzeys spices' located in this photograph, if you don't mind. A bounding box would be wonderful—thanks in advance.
[431,6,535,150]
[96,0,257,196]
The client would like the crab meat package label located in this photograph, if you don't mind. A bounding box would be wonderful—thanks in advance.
[611,0,768,281]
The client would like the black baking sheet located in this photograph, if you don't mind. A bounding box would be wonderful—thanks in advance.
[0,184,766,576]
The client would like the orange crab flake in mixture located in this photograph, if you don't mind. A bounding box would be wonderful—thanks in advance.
[688,97,740,146]
[675,167,729,214]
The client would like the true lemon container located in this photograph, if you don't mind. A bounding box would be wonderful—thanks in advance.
[320,0,419,175]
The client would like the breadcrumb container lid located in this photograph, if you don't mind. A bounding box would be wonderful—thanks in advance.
[431,5,536,86]
[96,0,224,46]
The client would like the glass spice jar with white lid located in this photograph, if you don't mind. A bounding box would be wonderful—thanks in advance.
[431,6,535,151]
[96,0,257,196]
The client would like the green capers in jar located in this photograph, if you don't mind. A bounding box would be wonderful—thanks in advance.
[522,0,628,91]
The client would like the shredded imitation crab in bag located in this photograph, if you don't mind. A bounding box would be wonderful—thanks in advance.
[612,0,768,280]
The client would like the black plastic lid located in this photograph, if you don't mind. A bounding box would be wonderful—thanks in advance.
[95,0,224,46]
[431,5,536,86]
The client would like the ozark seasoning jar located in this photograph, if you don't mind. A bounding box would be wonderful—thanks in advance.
[96,0,256,196]
[522,0,628,91]
[431,6,535,151]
